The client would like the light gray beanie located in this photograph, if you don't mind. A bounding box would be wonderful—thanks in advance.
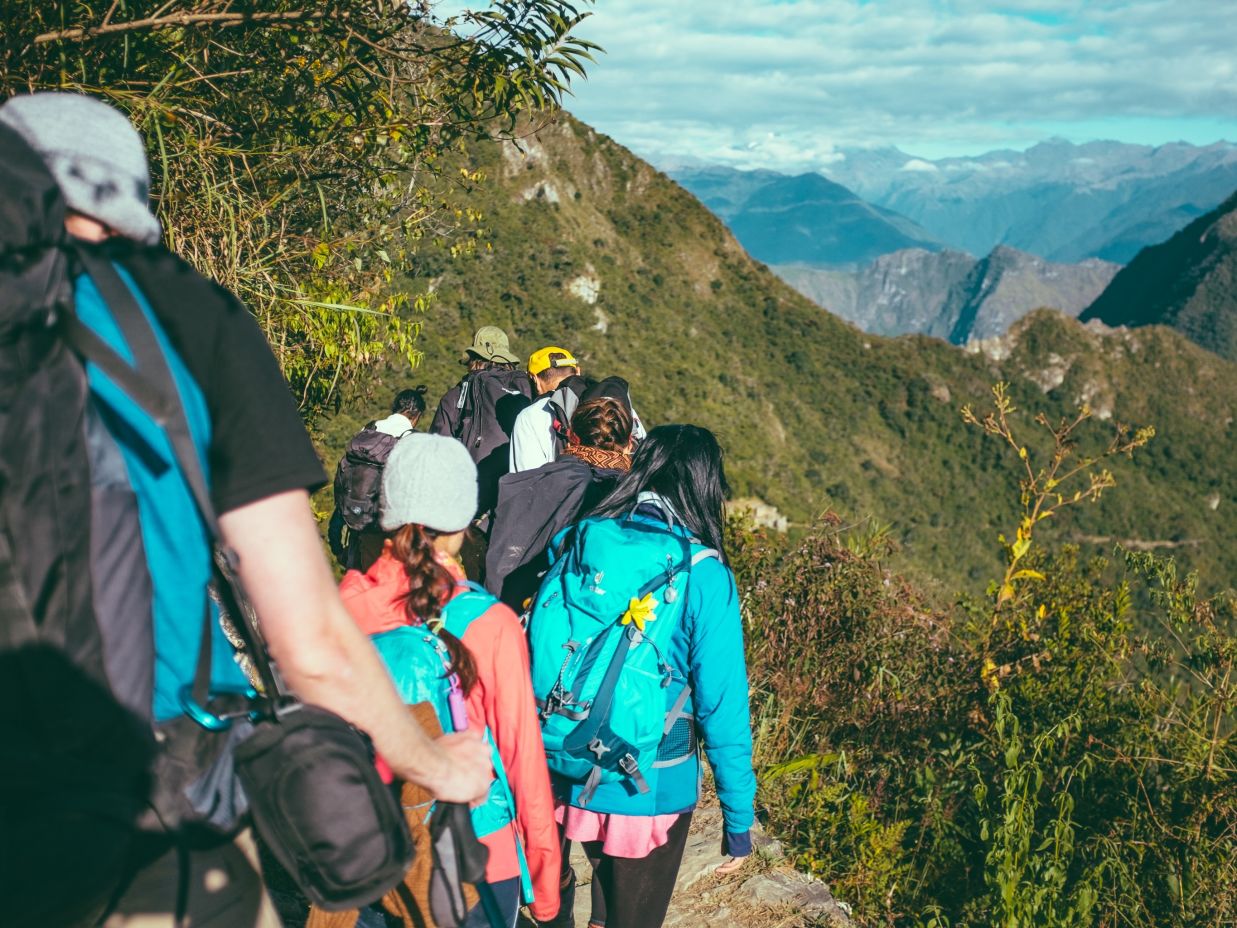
[380,433,478,533]
[0,92,161,245]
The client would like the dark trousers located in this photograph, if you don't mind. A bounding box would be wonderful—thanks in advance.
[464,876,521,928]
[543,813,693,928]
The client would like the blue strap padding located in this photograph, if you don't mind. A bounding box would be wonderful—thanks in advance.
[439,582,499,639]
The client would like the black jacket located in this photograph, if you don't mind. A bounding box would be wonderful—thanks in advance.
[485,456,624,610]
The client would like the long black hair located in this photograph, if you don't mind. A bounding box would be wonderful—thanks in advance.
[591,425,730,562]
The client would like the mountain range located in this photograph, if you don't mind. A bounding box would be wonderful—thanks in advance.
[823,138,1237,263]
[323,115,1237,596]
[672,140,1237,267]
[671,167,942,267]
[1081,189,1237,363]
[775,246,1119,343]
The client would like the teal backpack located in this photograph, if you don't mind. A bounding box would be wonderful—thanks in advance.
[370,582,532,901]
[527,513,717,804]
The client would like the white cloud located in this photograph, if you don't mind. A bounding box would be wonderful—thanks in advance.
[899,159,939,173]
[533,0,1237,167]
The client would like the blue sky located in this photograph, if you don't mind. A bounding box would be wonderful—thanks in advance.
[440,0,1237,171]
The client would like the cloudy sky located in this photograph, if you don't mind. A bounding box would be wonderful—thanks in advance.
[451,0,1237,172]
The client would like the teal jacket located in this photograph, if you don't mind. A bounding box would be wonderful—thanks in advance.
[549,507,756,854]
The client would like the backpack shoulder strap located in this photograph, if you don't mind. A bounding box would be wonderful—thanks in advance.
[691,548,720,567]
[60,248,282,709]
[439,582,498,639]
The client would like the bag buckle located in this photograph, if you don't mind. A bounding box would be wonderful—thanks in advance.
[178,685,258,732]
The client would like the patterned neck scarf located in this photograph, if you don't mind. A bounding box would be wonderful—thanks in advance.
[562,445,632,471]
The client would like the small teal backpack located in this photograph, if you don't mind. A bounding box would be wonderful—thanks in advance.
[527,513,717,804]
[370,582,532,901]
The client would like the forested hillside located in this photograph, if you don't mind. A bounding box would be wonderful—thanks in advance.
[1082,189,1237,362]
[324,115,1237,595]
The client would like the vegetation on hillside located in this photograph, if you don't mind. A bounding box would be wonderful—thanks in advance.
[1082,188,1237,363]
[325,115,1236,596]
[1,0,598,413]
[737,389,1235,927]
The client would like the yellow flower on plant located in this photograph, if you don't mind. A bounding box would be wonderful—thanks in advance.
[620,593,659,632]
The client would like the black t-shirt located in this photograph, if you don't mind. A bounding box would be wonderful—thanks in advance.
[107,242,326,513]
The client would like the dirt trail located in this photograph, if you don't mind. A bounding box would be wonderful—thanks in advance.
[269,806,848,928]
[538,807,851,928]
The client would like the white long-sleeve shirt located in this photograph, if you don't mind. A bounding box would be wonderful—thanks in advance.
[509,397,556,473]
[373,412,417,438]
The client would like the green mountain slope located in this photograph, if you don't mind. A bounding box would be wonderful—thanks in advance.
[1081,189,1237,362]
[328,116,1236,593]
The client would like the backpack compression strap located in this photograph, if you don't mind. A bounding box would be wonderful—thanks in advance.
[545,398,571,451]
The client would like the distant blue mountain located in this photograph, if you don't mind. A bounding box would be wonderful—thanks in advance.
[822,139,1237,263]
[670,167,942,268]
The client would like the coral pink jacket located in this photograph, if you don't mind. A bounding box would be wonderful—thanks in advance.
[340,551,561,921]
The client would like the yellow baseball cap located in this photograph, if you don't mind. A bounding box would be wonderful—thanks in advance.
[527,346,579,376]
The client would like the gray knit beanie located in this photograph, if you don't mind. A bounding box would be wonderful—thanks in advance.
[0,92,161,245]
[380,433,478,533]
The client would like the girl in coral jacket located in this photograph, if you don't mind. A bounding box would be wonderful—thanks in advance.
[339,432,561,926]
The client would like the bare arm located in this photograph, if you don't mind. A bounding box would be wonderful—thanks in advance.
[219,489,491,802]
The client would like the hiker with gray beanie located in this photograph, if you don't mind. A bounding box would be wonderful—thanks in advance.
[340,432,562,927]
[0,92,492,927]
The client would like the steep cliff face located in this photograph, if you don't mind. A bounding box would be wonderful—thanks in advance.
[773,249,973,337]
[773,247,1118,342]
[325,114,1237,591]
[945,246,1120,343]
[1082,190,1237,362]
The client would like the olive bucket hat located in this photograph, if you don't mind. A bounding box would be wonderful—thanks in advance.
[464,326,520,364]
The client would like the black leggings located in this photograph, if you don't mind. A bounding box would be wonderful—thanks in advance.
[551,813,693,928]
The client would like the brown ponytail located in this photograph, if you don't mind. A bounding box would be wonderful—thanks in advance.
[390,524,478,695]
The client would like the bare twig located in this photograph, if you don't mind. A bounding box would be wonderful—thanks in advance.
[34,10,327,44]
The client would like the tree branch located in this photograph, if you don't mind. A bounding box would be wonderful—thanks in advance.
[34,10,327,44]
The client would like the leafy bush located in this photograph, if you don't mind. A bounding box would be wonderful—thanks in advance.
[741,389,1236,927]
[2,0,598,413]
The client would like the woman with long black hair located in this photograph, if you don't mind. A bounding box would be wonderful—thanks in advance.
[533,425,756,928]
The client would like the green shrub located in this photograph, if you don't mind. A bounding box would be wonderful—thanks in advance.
[742,389,1236,927]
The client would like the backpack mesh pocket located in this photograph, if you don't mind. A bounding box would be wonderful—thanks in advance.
[654,716,697,767]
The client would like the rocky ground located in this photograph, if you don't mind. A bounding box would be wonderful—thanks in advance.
[526,807,850,928]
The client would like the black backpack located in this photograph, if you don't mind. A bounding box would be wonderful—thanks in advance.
[451,367,532,517]
[334,425,409,533]
[453,367,532,464]
[0,125,413,920]
[0,123,227,922]
[544,375,591,456]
